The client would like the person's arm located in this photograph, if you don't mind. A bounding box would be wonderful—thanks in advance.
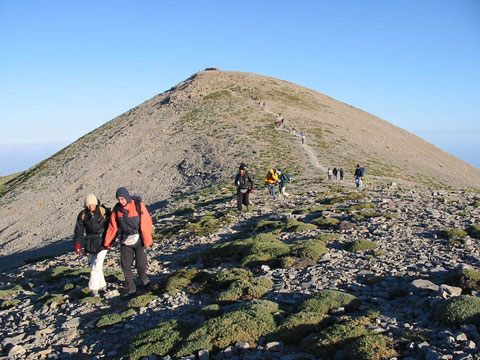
[139,202,154,247]
[104,211,118,248]
[73,211,85,254]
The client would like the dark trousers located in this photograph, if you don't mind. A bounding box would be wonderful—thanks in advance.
[237,191,250,211]
[120,241,148,293]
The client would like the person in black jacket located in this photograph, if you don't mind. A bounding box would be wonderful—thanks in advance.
[234,164,254,215]
[74,194,111,296]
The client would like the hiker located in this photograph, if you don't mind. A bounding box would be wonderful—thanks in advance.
[234,164,254,215]
[339,168,344,180]
[278,169,292,197]
[300,130,305,144]
[333,167,338,180]
[354,164,363,187]
[104,187,153,298]
[265,168,279,199]
[73,194,111,296]
[327,168,333,181]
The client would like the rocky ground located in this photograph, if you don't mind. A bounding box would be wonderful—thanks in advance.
[1,177,480,360]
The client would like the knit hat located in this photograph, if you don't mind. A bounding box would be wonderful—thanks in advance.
[85,194,97,207]
[239,164,246,171]
[115,187,132,203]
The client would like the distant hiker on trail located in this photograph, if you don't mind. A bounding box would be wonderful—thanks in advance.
[339,168,344,180]
[300,130,305,144]
[327,168,333,181]
[354,164,365,188]
[265,168,279,199]
[73,194,111,297]
[277,169,292,197]
[333,167,338,180]
[234,164,254,216]
[104,187,153,298]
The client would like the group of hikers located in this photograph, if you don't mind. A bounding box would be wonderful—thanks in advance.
[75,164,365,298]
[327,167,344,181]
[74,187,153,298]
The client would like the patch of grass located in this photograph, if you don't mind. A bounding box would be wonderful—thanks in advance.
[300,290,360,315]
[466,224,480,239]
[312,216,340,228]
[80,296,102,305]
[165,269,210,295]
[203,90,232,101]
[240,238,291,267]
[198,304,223,318]
[316,233,341,242]
[255,219,284,232]
[48,266,90,283]
[345,240,377,252]
[127,320,191,360]
[0,284,23,300]
[271,312,331,344]
[174,300,279,357]
[96,308,137,328]
[41,294,66,307]
[437,295,480,325]
[1,299,21,309]
[127,294,158,308]
[346,202,375,211]
[216,277,273,302]
[300,323,368,358]
[284,218,318,232]
[398,329,432,344]
[373,250,386,257]
[211,268,253,287]
[438,228,468,239]
[344,333,397,360]
[445,268,480,293]
[291,239,328,261]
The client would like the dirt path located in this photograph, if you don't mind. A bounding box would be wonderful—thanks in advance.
[263,105,327,173]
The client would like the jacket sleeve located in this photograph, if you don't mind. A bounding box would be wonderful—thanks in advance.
[139,202,154,247]
[73,211,85,245]
[248,174,254,190]
[104,211,118,247]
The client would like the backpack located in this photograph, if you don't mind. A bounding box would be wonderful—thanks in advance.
[286,174,292,182]
[360,167,366,177]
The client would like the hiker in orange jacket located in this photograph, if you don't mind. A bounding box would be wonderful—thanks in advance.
[104,187,153,297]
[265,168,279,199]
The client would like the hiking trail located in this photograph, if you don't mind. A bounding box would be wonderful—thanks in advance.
[262,104,328,173]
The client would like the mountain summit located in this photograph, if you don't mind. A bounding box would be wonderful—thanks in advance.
[0,69,479,268]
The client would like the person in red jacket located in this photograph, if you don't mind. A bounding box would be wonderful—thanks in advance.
[104,187,153,297]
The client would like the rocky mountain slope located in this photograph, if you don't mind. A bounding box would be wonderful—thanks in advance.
[1,69,479,268]
[0,178,479,359]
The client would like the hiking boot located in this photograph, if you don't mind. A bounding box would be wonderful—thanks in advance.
[121,290,136,299]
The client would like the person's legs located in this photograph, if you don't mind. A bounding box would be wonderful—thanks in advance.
[236,192,243,212]
[134,242,149,286]
[242,192,250,209]
[121,245,136,294]
[88,250,108,292]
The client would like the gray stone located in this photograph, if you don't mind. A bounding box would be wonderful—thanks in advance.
[266,341,284,352]
[235,341,250,349]
[62,347,78,354]
[8,345,26,357]
[62,317,80,329]
[412,279,440,291]
[2,333,25,346]
[198,349,209,360]
[441,284,463,298]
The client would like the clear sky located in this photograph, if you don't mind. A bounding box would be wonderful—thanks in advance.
[1,0,479,175]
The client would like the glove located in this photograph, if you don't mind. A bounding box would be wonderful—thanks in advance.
[250,189,254,193]
[74,243,82,255]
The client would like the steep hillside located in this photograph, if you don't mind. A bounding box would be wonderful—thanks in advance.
[0,69,479,267]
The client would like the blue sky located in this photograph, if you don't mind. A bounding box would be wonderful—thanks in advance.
[0,0,479,175]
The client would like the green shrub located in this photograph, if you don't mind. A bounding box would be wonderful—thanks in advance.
[346,202,375,211]
[42,294,66,307]
[1,299,21,309]
[445,268,480,293]
[212,268,253,287]
[198,304,223,317]
[316,233,340,242]
[80,296,102,304]
[273,312,330,344]
[281,256,297,268]
[345,240,377,252]
[174,300,278,357]
[127,320,191,360]
[438,228,468,239]
[165,268,210,295]
[216,277,273,302]
[466,224,480,239]
[398,329,432,344]
[186,215,224,236]
[240,239,291,267]
[127,294,158,308]
[300,290,360,315]
[344,333,397,360]
[284,219,318,232]
[312,216,340,228]
[0,284,23,300]
[300,323,368,358]
[255,219,283,232]
[291,239,328,261]
[96,308,137,327]
[437,295,480,325]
